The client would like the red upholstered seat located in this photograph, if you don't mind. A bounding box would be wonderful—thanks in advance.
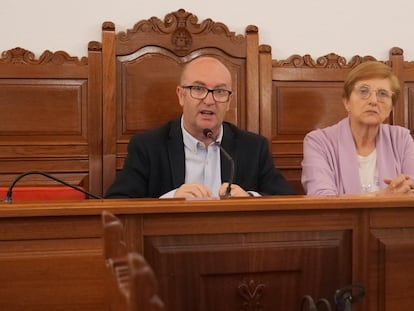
[0,186,86,201]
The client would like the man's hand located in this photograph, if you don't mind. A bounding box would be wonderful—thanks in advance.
[174,183,214,199]
[219,183,250,197]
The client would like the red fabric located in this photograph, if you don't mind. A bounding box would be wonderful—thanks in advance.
[0,186,86,201]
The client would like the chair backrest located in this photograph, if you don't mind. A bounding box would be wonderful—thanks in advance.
[0,43,103,196]
[128,252,165,311]
[101,211,165,311]
[101,8,262,193]
[260,50,381,194]
[388,46,414,132]
[102,210,128,265]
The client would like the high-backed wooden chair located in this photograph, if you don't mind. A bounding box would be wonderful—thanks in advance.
[0,43,103,196]
[388,46,414,133]
[101,8,262,193]
[259,48,381,194]
[102,211,165,311]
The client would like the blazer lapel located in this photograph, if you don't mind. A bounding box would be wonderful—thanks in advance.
[167,120,186,188]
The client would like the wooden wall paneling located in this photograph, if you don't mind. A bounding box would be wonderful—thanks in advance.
[0,46,102,195]
[389,47,414,135]
[270,53,378,194]
[101,9,262,194]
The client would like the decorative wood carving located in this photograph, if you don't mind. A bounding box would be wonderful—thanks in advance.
[0,47,87,65]
[116,8,245,55]
[390,46,403,56]
[87,41,102,52]
[273,52,377,69]
[238,278,266,311]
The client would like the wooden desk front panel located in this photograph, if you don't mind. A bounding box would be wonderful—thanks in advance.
[145,230,351,311]
[367,208,414,311]
[1,197,414,311]
[0,215,110,311]
[135,209,357,311]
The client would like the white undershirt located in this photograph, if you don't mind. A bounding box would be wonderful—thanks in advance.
[358,149,379,193]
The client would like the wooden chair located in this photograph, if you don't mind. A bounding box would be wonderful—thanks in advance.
[0,43,103,196]
[127,252,165,311]
[102,211,165,311]
[101,8,263,193]
[388,46,414,132]
[102,211,129,292]
[259,48,383,194]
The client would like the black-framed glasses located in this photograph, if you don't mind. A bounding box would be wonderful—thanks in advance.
[354,85,393,103]
[181,85,232,103]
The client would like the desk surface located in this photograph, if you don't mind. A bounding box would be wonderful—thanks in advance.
[1,194,414,217]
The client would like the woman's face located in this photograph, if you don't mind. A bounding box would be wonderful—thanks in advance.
[343,78,393,127]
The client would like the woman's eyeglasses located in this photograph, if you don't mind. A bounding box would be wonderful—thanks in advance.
[354,85,393,103]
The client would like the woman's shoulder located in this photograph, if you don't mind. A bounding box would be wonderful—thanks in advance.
[379,123,412,141]
[380,123,410,135]
[305,118,347,140]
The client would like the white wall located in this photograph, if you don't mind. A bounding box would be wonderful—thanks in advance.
[2,0,413,61]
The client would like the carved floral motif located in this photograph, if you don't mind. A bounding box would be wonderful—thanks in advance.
[238,279,266,311]
[273,52,377,69]
[0,47,87,65]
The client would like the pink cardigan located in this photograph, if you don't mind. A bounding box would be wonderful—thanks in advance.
[301,117,414,196]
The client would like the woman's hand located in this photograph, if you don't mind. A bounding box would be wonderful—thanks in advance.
[380,174,414,194]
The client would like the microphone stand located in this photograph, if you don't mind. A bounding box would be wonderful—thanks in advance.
[202,128,234,198]
[3,170,102,202]
[214,141,234,197]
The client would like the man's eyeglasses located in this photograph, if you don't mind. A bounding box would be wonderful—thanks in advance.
[354,85,393,103]
[181,85,232,103]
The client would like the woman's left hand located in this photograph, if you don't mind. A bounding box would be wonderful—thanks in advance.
[382,174,414,194]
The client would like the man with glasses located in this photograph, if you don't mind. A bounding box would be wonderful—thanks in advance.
[302,61,414,196]
[105,56,294,199]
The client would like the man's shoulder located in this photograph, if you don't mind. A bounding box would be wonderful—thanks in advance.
[130,119,180,142]
[223,121,266,142]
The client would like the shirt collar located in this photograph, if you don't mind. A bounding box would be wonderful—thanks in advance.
[180,116,223,151]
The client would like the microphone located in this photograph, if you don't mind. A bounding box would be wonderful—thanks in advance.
[2,170,102,203]
[203,128,234,197]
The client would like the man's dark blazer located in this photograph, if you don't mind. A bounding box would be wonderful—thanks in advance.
[105,118,295,198]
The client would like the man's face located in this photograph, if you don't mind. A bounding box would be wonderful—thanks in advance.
[177,57,233,141]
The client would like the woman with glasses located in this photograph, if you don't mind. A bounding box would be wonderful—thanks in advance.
[106,56,294,199]
[302,61,414,195]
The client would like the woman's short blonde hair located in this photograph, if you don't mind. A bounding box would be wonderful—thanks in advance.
[343,61,401,105]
